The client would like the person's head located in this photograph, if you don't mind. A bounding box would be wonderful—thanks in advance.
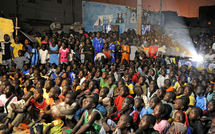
[128,67,135,75]
[207,100,215,113]
[174,96,189,111]
[207,84,214,94]
[62,85,70,96]
[4,34,10,42]
[72,78,80,86]
[49,87,61,99]
[78,70,85,79]
[108,76,115,86]
[138,76,146,85]
[192,78,199,88]
[61,79,69,88]
[33,88,43,101]
[24,79,33,88]
[36,79,45,89]
[161,68,166,76]
[4,84,15,97]
[174,110,185,123]
[22,91,33,101]
[163,91,176,103]
[2,74,9,82]
[156,88,166,100]
[150,68,155,76]
[64,92,76,105]
[202,79,209,87]
[179,74,186,83]
[56,65,62,74]
[149,83,157,94]
[164,79,171,88]
[152,103,170,120]
[89,80,98,90]
[195,84,206,96]
[134,97,144,109]
[96,32,100,38]
[149,96,160,109]
[11,79,20,88]
[139,114,156,130]
[166,122,188,134]
[23,64,29,71]
[99,87,109,98]
[121,97,134,111]
[134,86,143,97]
[176,87,184,96]
[120,85,129,97]
[83,96,98,109]
[15,36,20,43]
[81,81,89,91]
[55,76,63,86]
[18,50,23,57]
[169,70,175,78]
[44,80,55,91]
[102,71,108,80]
[41,44,46,51]
[117,114,133,130]
[117,79,125,89]
[189,107,203,121]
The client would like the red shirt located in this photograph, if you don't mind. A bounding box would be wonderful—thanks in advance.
[149,45,158,59]
[132,74,138,84]
[114,94,133,111]
[31,98,47,112]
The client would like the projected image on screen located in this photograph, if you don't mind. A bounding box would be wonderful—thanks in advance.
[142,25,150,35]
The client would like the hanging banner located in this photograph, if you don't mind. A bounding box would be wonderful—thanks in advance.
[93,18,99,28]
[108,16,113,25]
[99,16,103,26]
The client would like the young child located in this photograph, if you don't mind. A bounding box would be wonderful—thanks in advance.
[39,44,49,65]
[124,73,134,95]
[78,70,86,86]
[14,50,29,71]
[192,78,199,92]
[0,91,33,130]
[100,71,108,88]
[133,97,147,119]
[164,79,174,92]
[99,87,111,115]
[183,85,196,107]
[147,83,157,101]
[112,114,134,134]
[71,78,81,92]
[162,91,176,117]
[156,88,166,100]
[84,80,99,95]
[43,79,55,99]
[203,100,215,119]
[176,87,185,97]
[59,42,69,64]
[189,107,204,134]
[114,86,133,111]
[195,84,208,111]
[104,76,117,98]
[174,74,187,91]
[136,114,159,134]
[134,86,149,109]
[152,103,171,134]
[70,96,102,134]
[206,84,214,102]
[147,96,160,114]
[55,76,63,88]
[59,85,70,102]
[23,79,34,94]
[135,76,147,96]
[114,79,126,97]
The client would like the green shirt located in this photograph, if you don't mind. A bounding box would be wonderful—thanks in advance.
[100,78,108,88]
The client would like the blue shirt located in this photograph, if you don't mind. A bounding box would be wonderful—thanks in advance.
[207,93,214,102]
[133,106,147,119]
[22,69,29,75]
[109,43,115,63]
[68,71,76,85]
[27,45,32,52]
[146,107,153,114]
[74,104,107,120]
[93,38,103,53]
[195,95,208,111]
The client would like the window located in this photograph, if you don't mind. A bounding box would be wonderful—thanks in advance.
[57,0,62,3]
[28,0,36,3]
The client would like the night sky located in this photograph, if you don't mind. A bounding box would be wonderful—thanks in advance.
[91,0,215,17]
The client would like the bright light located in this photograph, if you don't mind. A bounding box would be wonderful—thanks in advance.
[191,55,204,62]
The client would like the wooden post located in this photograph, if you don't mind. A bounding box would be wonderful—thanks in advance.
[16,17,18,36]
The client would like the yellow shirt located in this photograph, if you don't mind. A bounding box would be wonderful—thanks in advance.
[11,42,23,58]
[176,94,196,106]
[173,82,186,91]
[43,88,50,99]
[126,83,134,94]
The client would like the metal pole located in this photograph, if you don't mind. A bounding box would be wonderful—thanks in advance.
[137,0,142,35]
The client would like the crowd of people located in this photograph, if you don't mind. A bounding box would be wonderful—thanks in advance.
[0,29,214,134]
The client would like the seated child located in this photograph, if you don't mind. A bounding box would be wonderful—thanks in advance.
[166,122,188,134]
[23,79,34,94]
[55,76,62,88]
[43,79,55,99]
[135,76,147,96]
[84,80,99,95]
[156,88,166,100]
[189,107,204,134]
[102,97,139,132]
[100,71,108,88]
[70,96,102,134]
[176,87,184,97]
[195,84,208,111]
[114,86,133,111]
[59,85,70,102]
[99,87,111,115]
[164,79,174,92]
[152,103,171,134]
[147,83,158,101]
[76,81,89,99]
[133,97,147,119]
[11,79,24,100]
[70,78,81,92]
[206,84,214,102]
[112,114,134,134]
[147,96,160,114]
[114,79,125,97]
[104,76,117,98]
[134,86,149,109]
[124,73,134,95]
[180,84,196,107]
[203,100,215,119]
[0,91,33,130]
[36,79,45,89]
[162,91,176,118]
[134,114,159,134]
[174,74,187,91]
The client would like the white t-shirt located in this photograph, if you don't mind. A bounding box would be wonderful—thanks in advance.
[130,46,139,60]
[0,94,18,113]
[39,49,49,64]
[205,54,215,61]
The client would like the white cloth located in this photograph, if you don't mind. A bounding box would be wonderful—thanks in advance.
[205,54,215,61]
[212,42,215,51]
[130,46,139,60]
[39,49,49,64]
[157,75,169,88]
[80,77,86,86]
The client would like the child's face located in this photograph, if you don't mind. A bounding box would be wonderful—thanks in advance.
[99,88,107,98]
[61,80,68,88]
[102,72,108,79]
[62,73,67,79]
[121,98,131,111]
[62,86,68,95]
[134,98,143,109]
[78,71,84,78]
[36,81,42,89]
[174,99,183,110]
[156,89,164,99]
[44,81,51,90]
[4,86,11,96]
[174,111,185,123]
[139,116,151,130]
[33,90,42,101]
[195,86,203,96]
[89,81,95,90]
[108,77,114,85]
[208,85,213,93]
[150,69,155,76]
[49,88,56,98]
[83,97,94,109]
[149,84,156,93]
[22,92,32,101]
[72,79,79,86]
[176,87,184,96]
[24,80,30,87]
[211,118,215,128]
[183,87,191,96]
[66,66,71,72]
[134,87,143,96]
[149,98,157,109]
[163,92,172,102]
[192,80,198,87]
[117,115,129,129]
[81,83,87,91]
[56,78,61,86]
[138,77,144,85]
[189,108,199,121]
[14,73,19,79]
[152,104,162,119]
[118,81,123,89]
[124,75,130,82]
[29,68,33,74]
[207,101,215,113]
[120,87,127,97]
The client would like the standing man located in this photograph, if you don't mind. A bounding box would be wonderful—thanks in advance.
[93,32,103,54]
[0,34,13,70]
[11,36,23,59]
